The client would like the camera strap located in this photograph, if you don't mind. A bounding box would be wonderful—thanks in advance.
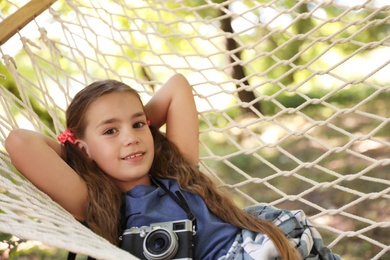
[150,176,197,231]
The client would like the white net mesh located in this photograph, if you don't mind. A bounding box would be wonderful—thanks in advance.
[0,0,389,259]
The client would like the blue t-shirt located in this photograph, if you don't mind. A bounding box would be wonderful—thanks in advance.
[124,177,240,259]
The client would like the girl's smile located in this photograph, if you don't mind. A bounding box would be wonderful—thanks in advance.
[121,151,146,162]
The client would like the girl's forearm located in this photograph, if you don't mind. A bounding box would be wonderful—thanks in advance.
[5,129,88,220]
[145,73,199,164]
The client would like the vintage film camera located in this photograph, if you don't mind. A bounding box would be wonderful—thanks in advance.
[121,219,194,260]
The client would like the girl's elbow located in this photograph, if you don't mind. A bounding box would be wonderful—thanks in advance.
[5,129,22,152]
[5,129,31,156]
[171,73,191,89]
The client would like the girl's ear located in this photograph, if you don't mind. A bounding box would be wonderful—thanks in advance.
[75,140,91,158]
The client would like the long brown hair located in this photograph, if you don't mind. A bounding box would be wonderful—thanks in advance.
[63,79,299,259]
[150,126,299,259]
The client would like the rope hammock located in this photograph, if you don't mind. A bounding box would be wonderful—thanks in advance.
[0,0,389,259]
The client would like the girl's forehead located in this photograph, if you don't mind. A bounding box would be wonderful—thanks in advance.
[86,92,144,122]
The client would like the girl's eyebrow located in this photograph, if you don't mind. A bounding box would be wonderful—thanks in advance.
[95,111,146,128]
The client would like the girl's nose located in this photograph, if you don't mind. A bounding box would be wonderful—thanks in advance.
[124,131,140,146]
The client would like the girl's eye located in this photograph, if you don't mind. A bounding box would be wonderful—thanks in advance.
[103,128,117,135]
[134,122,146,128]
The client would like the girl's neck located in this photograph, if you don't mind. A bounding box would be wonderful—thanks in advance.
[117,175,152,192]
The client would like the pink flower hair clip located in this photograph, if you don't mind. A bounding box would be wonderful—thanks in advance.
[58,129,76,144]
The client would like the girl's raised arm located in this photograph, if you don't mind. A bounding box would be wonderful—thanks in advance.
[5,129,88,220]
[144,74,199,165]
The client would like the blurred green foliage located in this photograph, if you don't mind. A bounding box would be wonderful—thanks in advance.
[1,0,389,259]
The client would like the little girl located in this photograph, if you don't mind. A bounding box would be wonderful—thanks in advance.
[5,74,339,259]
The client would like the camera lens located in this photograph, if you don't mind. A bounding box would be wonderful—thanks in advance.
[151,237,166,251]
[143,228,178,260]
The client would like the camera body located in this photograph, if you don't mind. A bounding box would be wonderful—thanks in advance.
[121,219,194,260]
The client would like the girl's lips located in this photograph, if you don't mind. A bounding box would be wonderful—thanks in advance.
[122,152,145,160]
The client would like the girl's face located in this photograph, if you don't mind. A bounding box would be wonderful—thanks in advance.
[76,92,154,191]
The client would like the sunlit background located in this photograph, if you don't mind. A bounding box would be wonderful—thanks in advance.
[0,0,389,259]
